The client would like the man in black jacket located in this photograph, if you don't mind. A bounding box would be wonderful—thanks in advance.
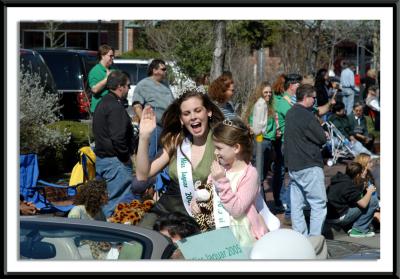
[284,84,327,236]
[93,70,139,217]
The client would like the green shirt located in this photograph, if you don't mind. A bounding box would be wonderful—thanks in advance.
[274,92,292,137]
[248,109,276,141]
[154,130,215,215]
[263,117,276,141]
[169,130,215,187]
[89,63,109,113]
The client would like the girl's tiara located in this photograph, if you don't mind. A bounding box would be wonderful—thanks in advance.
[222,119,248,131]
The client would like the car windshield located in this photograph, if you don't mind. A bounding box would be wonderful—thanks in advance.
[20,222,145,260]
[20,52,58,94]
[112,63,148,85]
[39,52,84,90]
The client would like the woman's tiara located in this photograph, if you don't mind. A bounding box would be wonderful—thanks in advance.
[175,79,207,98]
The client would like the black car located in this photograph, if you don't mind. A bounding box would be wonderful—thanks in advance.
[20,49,58,96]
[36,48,98,120]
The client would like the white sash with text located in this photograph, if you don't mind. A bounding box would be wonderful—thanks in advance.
[177,138,196,216]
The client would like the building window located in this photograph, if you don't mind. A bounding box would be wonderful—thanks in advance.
[23,31,44,48]
[67,32,86,48]
[88,32,109,50]
[45,32,66,48]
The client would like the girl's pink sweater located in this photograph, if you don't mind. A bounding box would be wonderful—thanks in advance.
[210,163,267,240]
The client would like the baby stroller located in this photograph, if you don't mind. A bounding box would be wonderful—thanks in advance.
[322,121,356,167]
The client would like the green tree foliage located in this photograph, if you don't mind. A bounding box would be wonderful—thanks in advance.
[118,48,160,59]
[144,20,214,79]
[226,20,277,51]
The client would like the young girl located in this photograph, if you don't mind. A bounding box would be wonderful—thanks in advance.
[354,153,380,217]
[68,179,108,221]
[68,180,111,259]
[203,118,268,250]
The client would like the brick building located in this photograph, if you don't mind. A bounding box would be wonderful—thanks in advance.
[19,20,140,56]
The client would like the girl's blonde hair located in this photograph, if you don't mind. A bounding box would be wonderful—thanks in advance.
[353,153,375,185]
[354,153,371,168]
[212,118,254,163]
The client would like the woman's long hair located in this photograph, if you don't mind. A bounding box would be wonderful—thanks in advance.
[160,90,224,158]
[243,81,274,125]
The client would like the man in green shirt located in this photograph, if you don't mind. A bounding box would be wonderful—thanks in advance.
[272,73,302,224]
[89,44,114,113]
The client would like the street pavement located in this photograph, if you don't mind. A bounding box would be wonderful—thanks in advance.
[262,158,380,251]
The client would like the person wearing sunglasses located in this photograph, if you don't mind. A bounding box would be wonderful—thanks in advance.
[284,84,328,237]
[132,58,174,161]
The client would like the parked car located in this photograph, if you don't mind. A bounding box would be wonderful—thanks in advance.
[112,58,150,107]
[20,49,58,97]
[20,216,175,260]
[36,48,98,120]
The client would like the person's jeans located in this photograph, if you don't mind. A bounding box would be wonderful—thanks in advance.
[289,166,327,236]
[96,156,140,217]
[339,194,380,233]
[272,139,286,209]
[351,140,373,156]
[149,125,163,161]
[280,142,291,218]
[259,139,273,203]
[341,88,355,115]
[261,139,273,181]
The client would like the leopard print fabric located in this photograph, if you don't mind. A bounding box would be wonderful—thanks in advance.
[108,199,154,225]
[80,240,111,260]
[193,182,215,232]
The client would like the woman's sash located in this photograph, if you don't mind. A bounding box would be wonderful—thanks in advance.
[176,138,196,216]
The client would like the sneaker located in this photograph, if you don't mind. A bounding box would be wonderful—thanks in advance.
[370,154,380,160]
[348,228,375,238]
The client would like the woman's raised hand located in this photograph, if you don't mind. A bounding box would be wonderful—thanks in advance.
[139,105,156,139]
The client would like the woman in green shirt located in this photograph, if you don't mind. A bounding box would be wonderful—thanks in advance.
[244,82,276,202]
[88,44,114,113]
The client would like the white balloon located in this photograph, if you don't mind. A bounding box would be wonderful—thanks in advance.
[250,229,316,259]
